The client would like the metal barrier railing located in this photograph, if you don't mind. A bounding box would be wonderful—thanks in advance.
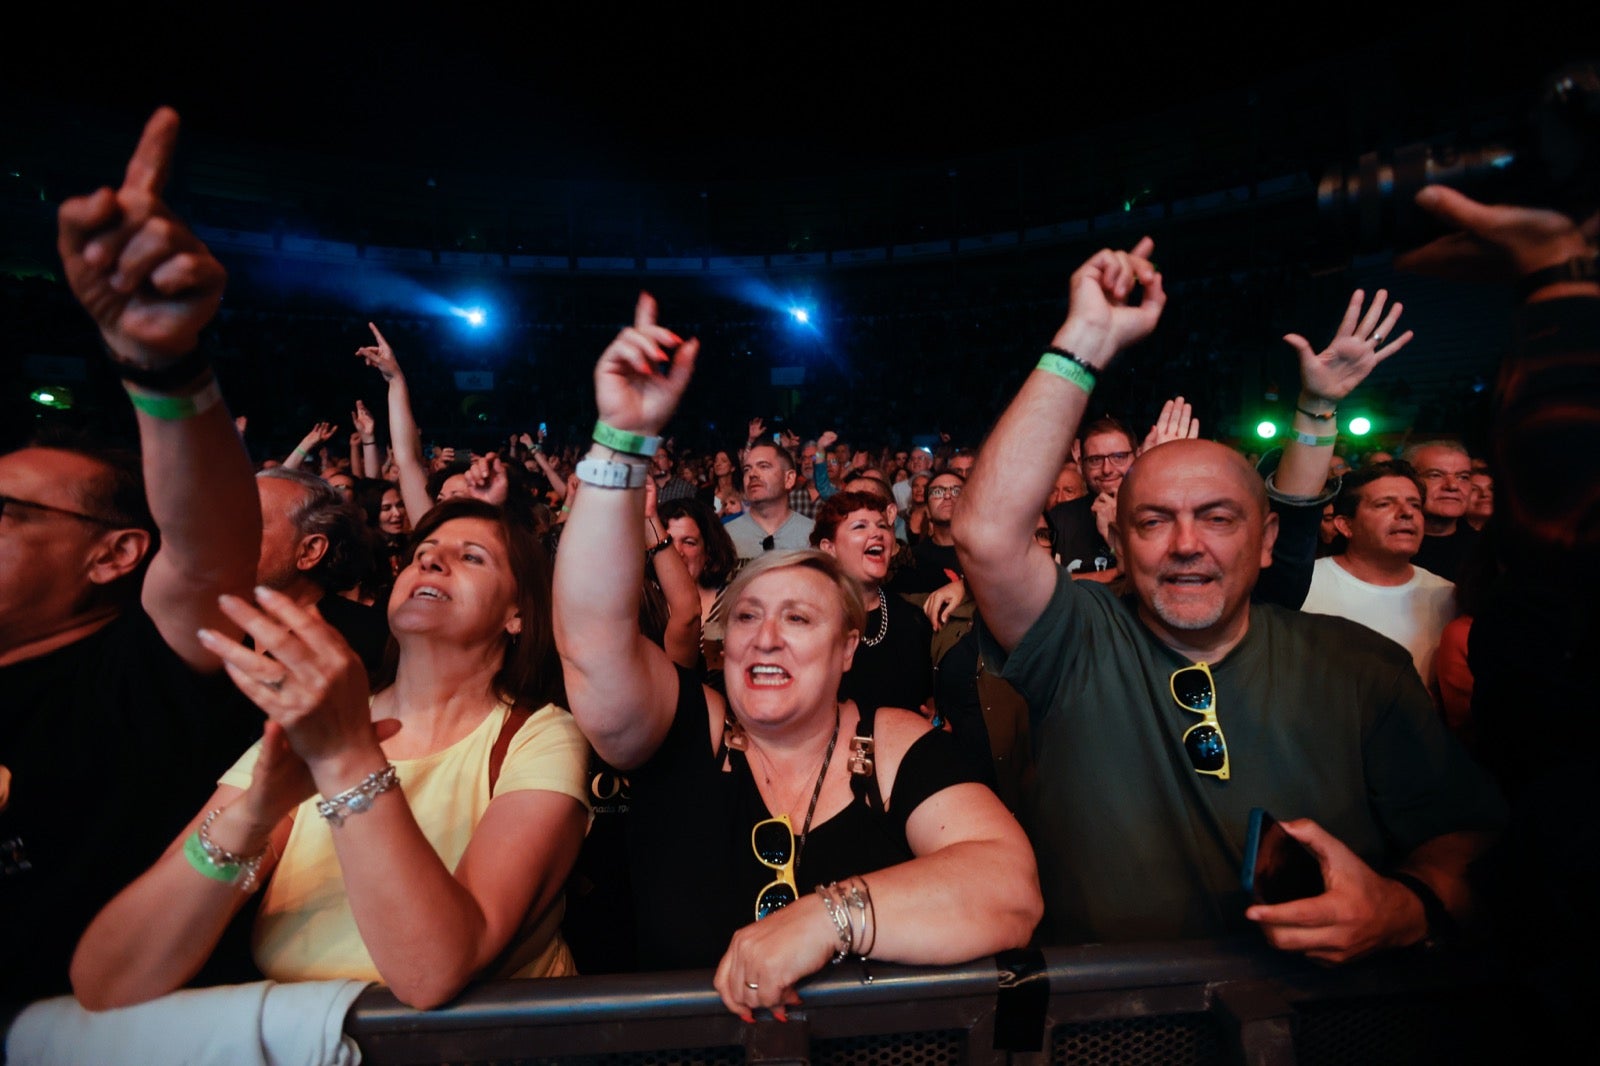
[345,938,1515,1065]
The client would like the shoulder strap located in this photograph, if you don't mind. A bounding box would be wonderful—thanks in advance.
[848,703,883,813]
[488,702,533,796]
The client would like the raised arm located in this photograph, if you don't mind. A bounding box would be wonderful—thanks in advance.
[352,399,381,478]
[56,107,259,670]
[954,239,1165,650]
[1278,290,1412,496]
[282,421,337,470]
[552,294,700,769]
[357,323,432,524]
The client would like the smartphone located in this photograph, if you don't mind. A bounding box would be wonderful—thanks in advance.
[538,422,547,436]
[1241,808,1324,905]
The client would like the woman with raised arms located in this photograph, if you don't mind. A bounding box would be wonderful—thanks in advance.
[552,294,1041,1019]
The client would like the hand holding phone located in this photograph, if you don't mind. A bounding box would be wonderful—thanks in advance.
[1241,808,1325,905]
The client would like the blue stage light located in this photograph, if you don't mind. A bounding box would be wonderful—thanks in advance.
[790,307,810,325]
[451,306,487,328]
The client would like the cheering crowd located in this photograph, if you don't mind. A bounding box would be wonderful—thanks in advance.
[3,107,1595,1052]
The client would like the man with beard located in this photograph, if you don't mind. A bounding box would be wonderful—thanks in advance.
[955,237,1502,958]
[723,443,813,558]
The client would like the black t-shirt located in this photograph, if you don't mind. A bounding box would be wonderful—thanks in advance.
[627,667,975,970]
[892,538,963,594]
[839,593,933,713]
[1412,524,1482,584]
[317,593,390,679]
[1047,496,1115,576]
[0,608,261,1003]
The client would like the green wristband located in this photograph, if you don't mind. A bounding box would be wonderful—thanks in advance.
[1036,352,1097,394]
[125,377,224,421]
[1291,430,1339,447]
[592,419,662,458]
[184,832,240,884]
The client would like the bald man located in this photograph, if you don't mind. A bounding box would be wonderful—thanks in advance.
[956,240,1503,960]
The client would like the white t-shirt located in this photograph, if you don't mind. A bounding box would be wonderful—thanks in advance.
[1301,556,1457,685]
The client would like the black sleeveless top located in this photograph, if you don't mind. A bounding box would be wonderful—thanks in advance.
[627,666,976,970]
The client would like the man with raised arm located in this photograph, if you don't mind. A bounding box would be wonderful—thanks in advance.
[0,109,261,1003]
[954,238,1503,959]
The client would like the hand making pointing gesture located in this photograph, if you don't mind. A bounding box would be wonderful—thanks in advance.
[57,107,226,367]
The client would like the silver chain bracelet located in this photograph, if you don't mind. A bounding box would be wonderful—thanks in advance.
[317,764,400,828]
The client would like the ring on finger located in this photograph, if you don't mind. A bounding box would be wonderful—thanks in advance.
[263,673,289,692]
[745,981,760,990]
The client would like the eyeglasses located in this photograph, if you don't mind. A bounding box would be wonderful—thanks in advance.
[1170,662,1229,780]
[752,814,798,920]
[0,494,118,527]
[927,486,962,500]
[1082,450,1134,471]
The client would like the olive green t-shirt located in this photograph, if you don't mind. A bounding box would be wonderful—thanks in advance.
[979,570,1505,944]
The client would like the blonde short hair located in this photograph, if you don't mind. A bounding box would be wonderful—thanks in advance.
[722,549,866,637]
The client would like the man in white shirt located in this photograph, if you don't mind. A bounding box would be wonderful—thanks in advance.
[1301,461,1456,686]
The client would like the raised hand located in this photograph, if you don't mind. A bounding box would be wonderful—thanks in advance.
[1052,236,1166,369]
[464,454,509,506]
[748,416,766,443]
[57,107,226,367]
[301,422,338,448]
[1283,290,1413,405]
[1140,397,1201,452]
[356,323,404,382]
[816,429,839,452]
[352,399,376,440]
[594,293,698,436]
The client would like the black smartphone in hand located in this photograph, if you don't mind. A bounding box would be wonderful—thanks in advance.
[1241,808,1325,905]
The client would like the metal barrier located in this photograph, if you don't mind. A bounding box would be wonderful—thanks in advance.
[345,938,1517,1065]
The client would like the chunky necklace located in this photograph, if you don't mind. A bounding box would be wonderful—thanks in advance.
[861,590,890,647]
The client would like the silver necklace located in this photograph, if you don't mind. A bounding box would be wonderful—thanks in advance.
[861,590,890,647]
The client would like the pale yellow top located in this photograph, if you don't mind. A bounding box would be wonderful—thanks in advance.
[220,701,590,983]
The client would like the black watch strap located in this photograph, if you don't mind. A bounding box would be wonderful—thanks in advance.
[107,345,213,393]
[1518,253,1599,301]
[1389,871,1459,949]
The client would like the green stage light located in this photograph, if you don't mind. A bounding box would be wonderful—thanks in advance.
[1347,416,1372,436]
[1256,421,1278,440]
[30,388,71,410]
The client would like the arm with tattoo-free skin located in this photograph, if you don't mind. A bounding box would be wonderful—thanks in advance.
[954,238,1166,651]
[357,323,432,525]
[56,107,258,671]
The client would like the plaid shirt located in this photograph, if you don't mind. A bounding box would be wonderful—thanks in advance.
[789,484,818,518]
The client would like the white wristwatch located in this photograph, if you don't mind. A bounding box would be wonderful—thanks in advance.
[575,457,650,489]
